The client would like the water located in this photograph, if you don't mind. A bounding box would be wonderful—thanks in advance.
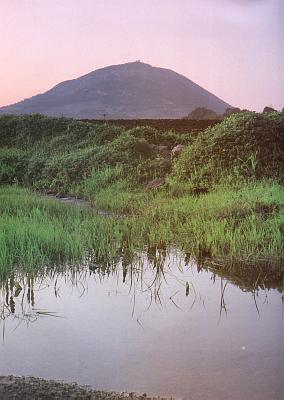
[0,252,283,400]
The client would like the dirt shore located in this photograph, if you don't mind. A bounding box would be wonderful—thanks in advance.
[0,376,152,400]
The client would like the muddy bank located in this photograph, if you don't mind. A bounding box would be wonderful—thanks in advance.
[46,193,125,218]
[46,194,91,209]
[0,376,158,400]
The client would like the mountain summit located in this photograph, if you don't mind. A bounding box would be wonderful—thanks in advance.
[0,61,231,119]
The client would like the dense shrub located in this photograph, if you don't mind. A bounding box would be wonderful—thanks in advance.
[0,114,71,147]
[0,148,28,184]
[128,126,192,147]
[171,112,284,190]
[1,113,283,196]
[136,157,171,183]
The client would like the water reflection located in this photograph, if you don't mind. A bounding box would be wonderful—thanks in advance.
[0,249,283,399]
[1,248,283,331]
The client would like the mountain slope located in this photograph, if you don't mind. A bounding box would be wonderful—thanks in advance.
[0,61,231,118]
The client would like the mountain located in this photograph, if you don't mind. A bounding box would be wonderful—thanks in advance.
[0,61,231,119]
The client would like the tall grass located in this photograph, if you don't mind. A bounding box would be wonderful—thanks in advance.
[89,179,284,262]
[0,187,87,274]
[1,180,283,276]
[0,187,146,276]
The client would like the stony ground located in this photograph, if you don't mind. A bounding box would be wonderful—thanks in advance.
[0,376,155,400]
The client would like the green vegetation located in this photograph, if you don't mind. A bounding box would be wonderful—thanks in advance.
[0,112,283,272]
[171,111,283,192]
[0,186,86,272]
[0,186,142,279]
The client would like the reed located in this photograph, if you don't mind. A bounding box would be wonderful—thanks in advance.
[1,181,282,275]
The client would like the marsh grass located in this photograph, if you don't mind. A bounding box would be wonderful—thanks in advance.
[0,187,148,276]
[89,179,284,261]
[0,187,88,273]
[147,179,284,259]
[1,180,283,276]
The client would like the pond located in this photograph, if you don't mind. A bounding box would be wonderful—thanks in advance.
[0,251,283,400]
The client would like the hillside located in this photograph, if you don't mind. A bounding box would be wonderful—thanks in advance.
[0,61,231,119]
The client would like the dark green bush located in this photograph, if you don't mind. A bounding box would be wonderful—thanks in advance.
[171,112,284,189]
[0,148,28,184]
[136,157,171,183]
[0,114,72,147]
[128,126,191,147]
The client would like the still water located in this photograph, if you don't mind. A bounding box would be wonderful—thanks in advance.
[0,252,283,400]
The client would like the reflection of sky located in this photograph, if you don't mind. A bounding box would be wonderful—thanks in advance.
[0,257,283,399]
[0,0,283,111]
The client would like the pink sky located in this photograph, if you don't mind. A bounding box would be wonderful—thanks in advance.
[0,0,283,111]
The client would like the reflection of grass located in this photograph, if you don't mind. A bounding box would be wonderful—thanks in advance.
[1,250,282,334]
[0,268,80,337]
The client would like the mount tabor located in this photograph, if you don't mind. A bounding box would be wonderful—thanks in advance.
[0,61,230,119]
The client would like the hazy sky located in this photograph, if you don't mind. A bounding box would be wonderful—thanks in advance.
[0,0,283,110]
